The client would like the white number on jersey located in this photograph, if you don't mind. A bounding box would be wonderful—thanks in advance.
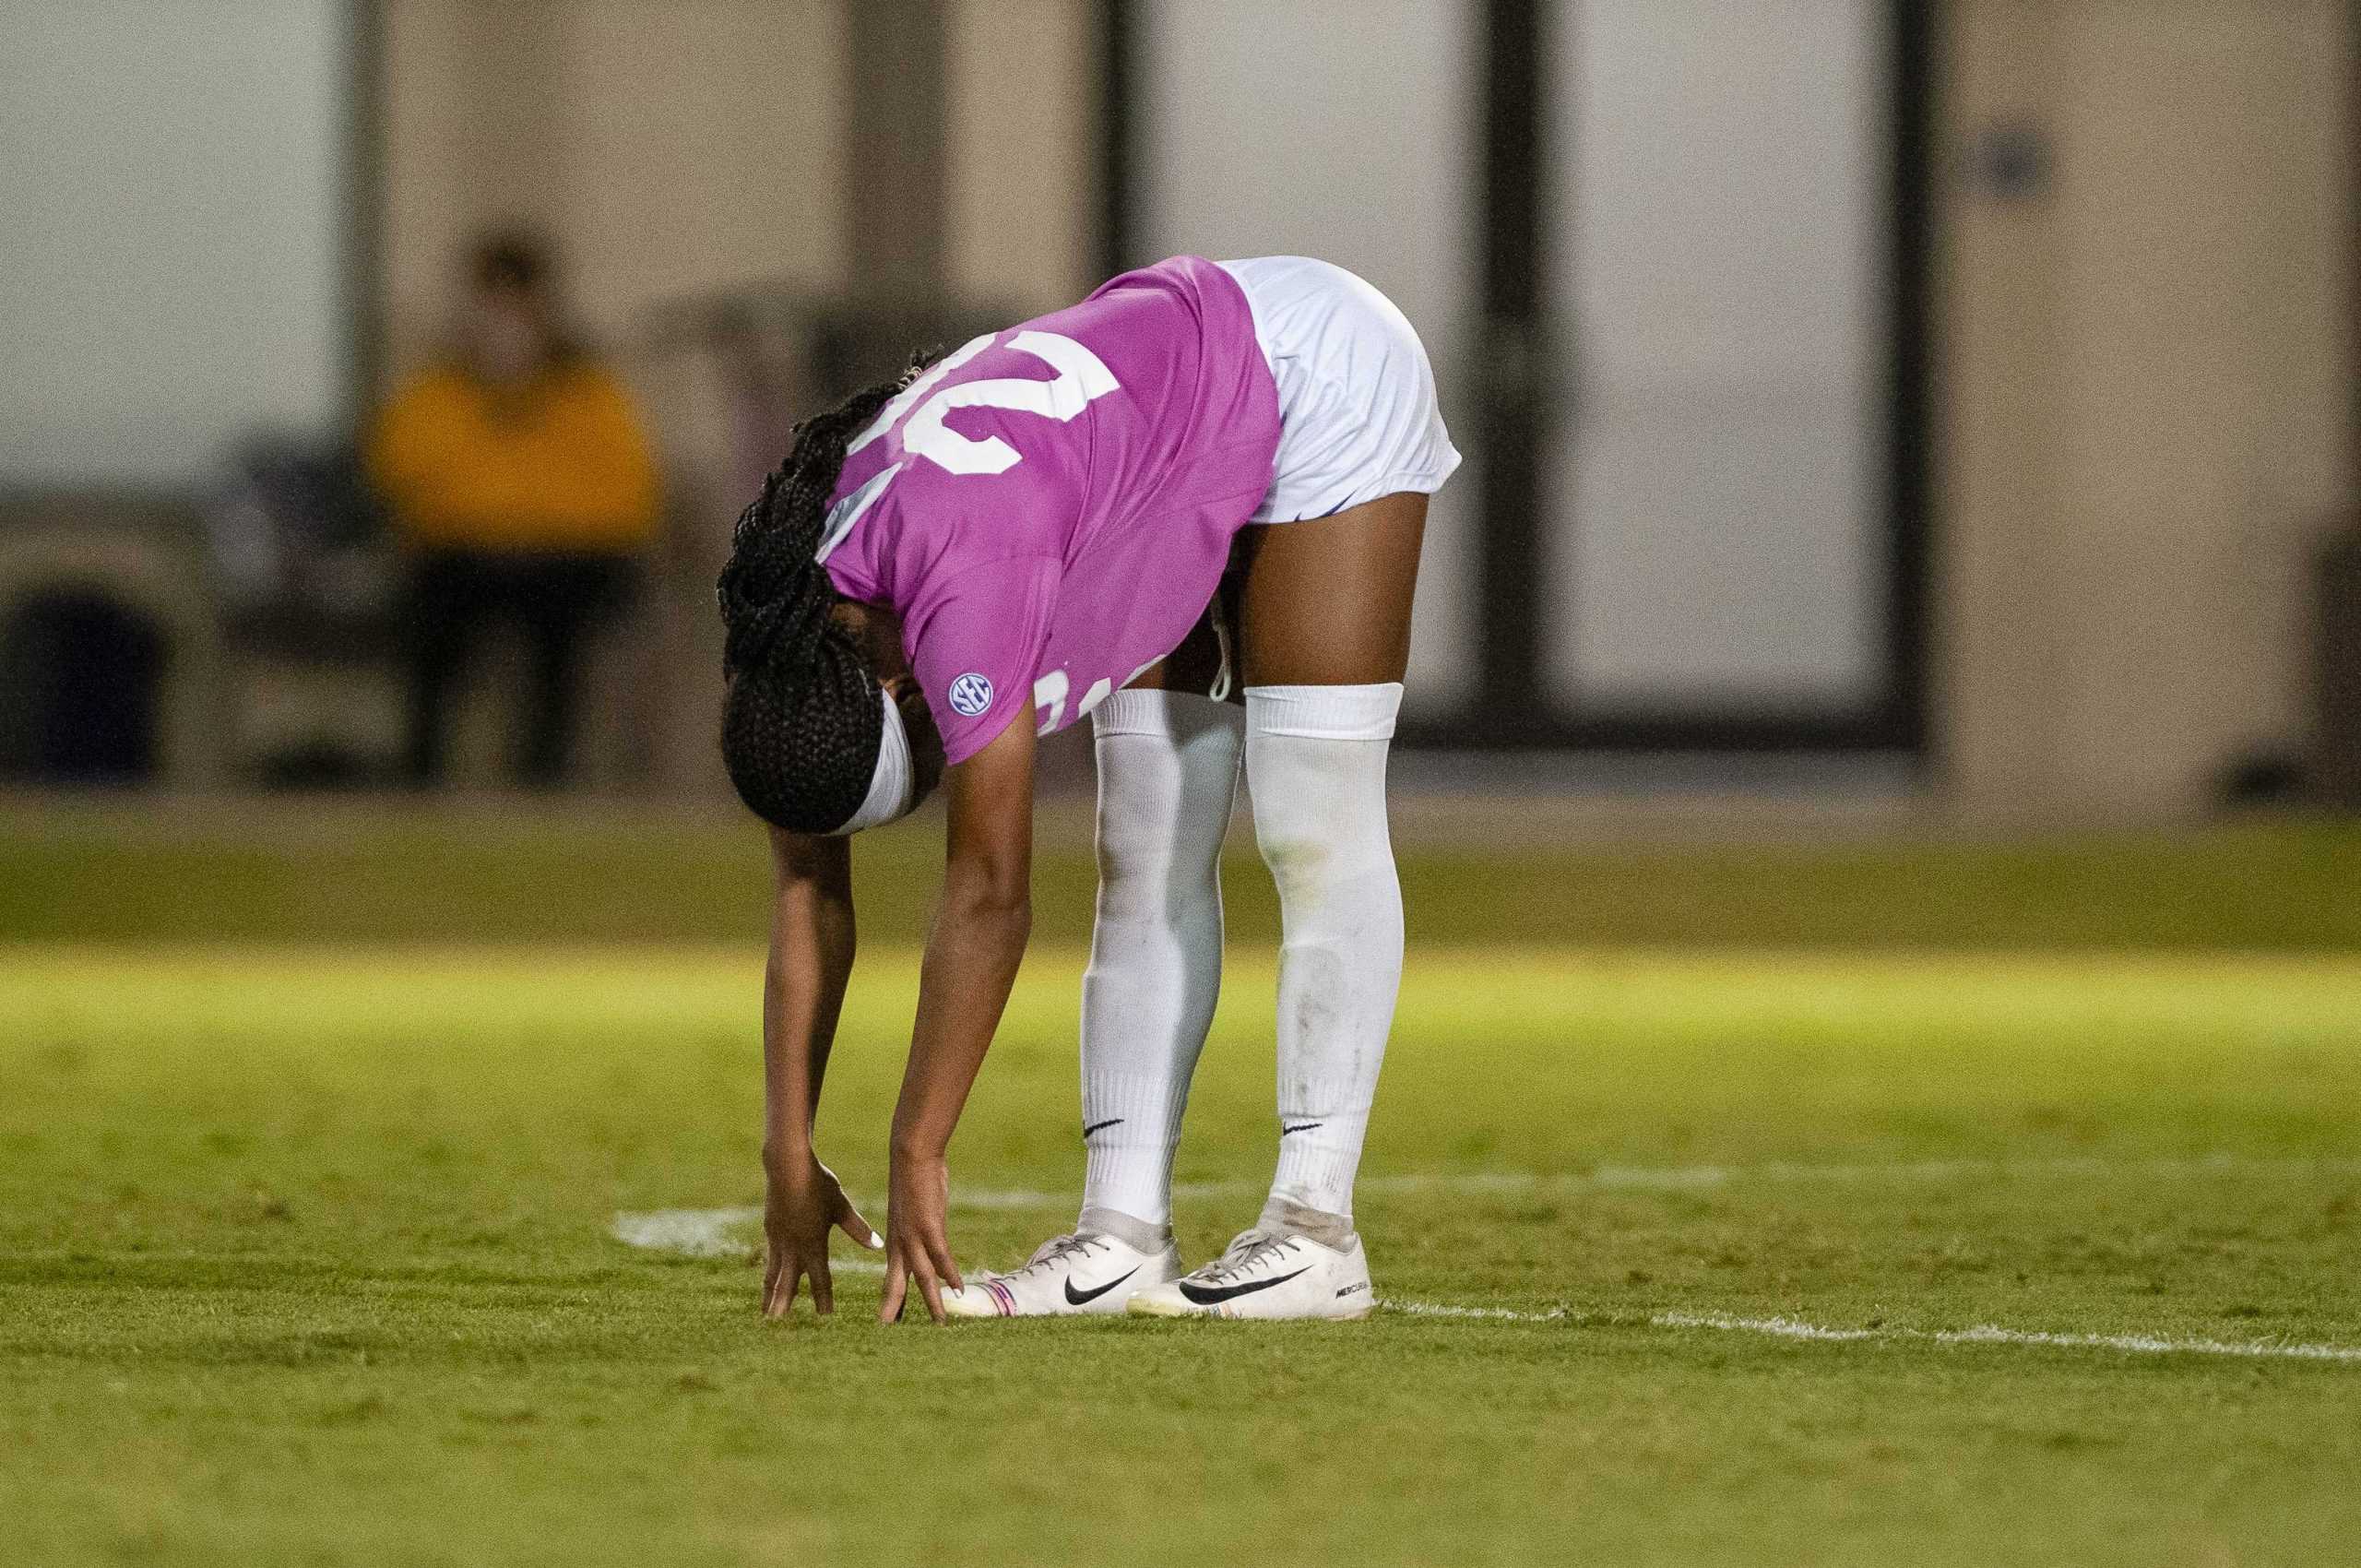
[820,330,1129,736]
[902,331,1120,476]
[840,330,1119,478]
[818,330,1120,560]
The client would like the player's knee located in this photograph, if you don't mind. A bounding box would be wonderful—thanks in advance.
[1252,810,1335,902]
[1093,838,1166,921]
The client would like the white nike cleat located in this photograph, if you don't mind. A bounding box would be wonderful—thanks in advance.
[1126,1229,1375,1321]
[940,1230,1182,1318]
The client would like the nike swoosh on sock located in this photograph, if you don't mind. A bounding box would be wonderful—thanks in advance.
[1281,1122,1323,1135]
[1082,1117,1125,1138]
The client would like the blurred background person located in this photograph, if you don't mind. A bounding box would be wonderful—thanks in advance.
[369,232,658,790]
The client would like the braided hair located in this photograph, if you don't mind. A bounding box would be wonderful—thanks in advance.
[718,365,919,833]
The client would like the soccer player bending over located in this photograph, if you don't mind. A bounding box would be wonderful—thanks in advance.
[722,256,1458,1322]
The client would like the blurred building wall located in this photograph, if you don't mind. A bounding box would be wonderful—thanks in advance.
[10,0,2341,818]
[370,0,2361,819]
[380,0,852,371]
[380,0,1098,367]
[944,0,1099,317]
[1940,0,2352,820]
[1134,0,2355,817]
[0,0,350,487]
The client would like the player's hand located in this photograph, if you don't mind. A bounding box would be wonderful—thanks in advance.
[761,1155,881,1319]
[879,1148,963,1324]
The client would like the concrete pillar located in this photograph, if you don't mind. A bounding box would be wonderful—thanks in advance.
[1937,0,2352,823]
[844,0,948,303]
[1935,0,2072,824]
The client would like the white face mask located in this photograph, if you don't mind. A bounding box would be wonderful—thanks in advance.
[828,687,917,835]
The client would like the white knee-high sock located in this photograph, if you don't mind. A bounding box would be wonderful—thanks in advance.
[1246,683,1405,1230]
[1078,689,1243,1231]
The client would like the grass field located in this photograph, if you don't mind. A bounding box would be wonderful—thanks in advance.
[3,812,2358,1564]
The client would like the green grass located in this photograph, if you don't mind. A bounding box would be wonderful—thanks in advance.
[4,939,2358,1566]
[4,804,2358,949]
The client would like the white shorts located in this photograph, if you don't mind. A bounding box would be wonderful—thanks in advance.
[1217,255,1462,525]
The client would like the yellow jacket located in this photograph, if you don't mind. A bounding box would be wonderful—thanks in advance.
[369,361,659,552]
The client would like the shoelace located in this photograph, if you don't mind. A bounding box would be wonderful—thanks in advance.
[992,1232,1108,1282]
[1187,1229,1293,1286]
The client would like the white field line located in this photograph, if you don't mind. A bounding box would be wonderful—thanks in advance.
[1385,1302,2361,1362]
[1090,1152,2359,1207]
[608,1209,893,1272]
[611,1155,2361,1255]
[1355,1152,2361,1198]
[1186,1153,2361,1206]
[611,1195,2361,1365]
[610,1206,759,1257]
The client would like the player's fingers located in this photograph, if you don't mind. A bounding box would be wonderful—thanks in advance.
[901,1237,946,1324]
[761,1253,784,1316]
[835,1199,884,1251]
[925,1232,964,1293]
[878,1252,908,1324]
[764,1253,795,1318]
[811,1258,834,1317]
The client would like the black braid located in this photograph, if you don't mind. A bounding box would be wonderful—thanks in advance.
[718,364,922,833]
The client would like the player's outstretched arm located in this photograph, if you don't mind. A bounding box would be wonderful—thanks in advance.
[760,828,883,1319]
[879,715,1037,1324]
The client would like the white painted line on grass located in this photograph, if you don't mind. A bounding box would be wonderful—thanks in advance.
[1184,1153,2361,1208]
[1382,1301,1566,1324]
[613,1175,2361,1365]
[1644,1311,2361,1364]
[1380,1302,2361,1363]
[586,1157,2361,1225]
[623,1147,2361,1239]
[610,1206,758,1257]
[611,1209,892,1272]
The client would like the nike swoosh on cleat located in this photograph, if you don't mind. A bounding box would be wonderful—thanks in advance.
[1281,1123,1323,1135]
[1178,1266,1312,1305]
[1063,1266,1141,1305]
[1082,1118,1124,1138]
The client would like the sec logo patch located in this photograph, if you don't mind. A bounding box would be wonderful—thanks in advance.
[947,672,994,717]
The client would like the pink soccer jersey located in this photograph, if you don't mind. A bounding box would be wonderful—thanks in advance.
[819,256,1282,765]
